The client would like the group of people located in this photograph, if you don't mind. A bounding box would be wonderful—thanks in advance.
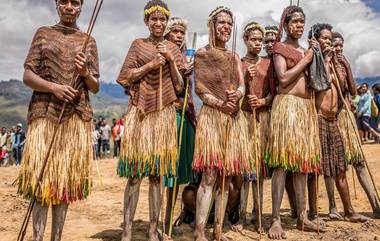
[92,117,124,159]
[0,123,25,166]
[353,82,380,143]
[15,0,379,241]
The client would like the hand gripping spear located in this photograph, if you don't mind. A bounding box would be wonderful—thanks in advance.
[330,61,380,203]
[16,1,104,241]
[167,32,198,239]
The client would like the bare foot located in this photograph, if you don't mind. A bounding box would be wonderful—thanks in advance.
[194,225,208,241]
[297,218,327,233]
[149,227,160,241]
[213,224,232,241]
[121,224,132,241]
[255,224,265,234]
[329,208,343,220]
[310,217,326,230]
[373,208,380,219]
[268,220,286,240]
[231,219,245,232]
[344,213,372,223]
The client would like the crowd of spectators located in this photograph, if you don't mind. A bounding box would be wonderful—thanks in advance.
[0,123,25,166]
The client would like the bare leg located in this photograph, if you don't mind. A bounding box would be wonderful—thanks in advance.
[122,177,142,241]
[32,202,49,241]
[268,168,287,240]
[51,203,69,241]
[324,176,343,220]
[293,172,325,232]
[335,171,371,222]
[231,177,247,232]
[214,175,232,241]
[165,185,179,234]
[354,163,380,218]
[285,172,297,218]
[307,174,317,219]
[194,169,217,241]
[253,178,264,232]
[149,176,161,241]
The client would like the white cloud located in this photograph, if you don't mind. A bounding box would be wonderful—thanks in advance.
[0,0,380,83]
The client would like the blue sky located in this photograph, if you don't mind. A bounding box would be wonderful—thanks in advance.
[363,0,380,12]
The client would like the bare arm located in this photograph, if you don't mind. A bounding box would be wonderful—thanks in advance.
[23,69,78,103]
[198,93,223,109]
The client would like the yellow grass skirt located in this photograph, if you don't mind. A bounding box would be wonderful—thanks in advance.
[244,110,271,177]
[118,104,178,178]
[17,114,93,205]
[193,105,254,176]
[265,94,320,173]
[337,109,364,164]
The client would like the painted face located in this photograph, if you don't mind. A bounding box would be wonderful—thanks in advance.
[167,25,186,48]
[285,12,305,39]
[317,29,332,52]
[264,32,276,55]
[214,12,233,43]
[332,37,344,56]
[56,0,81,24]
[146,11,168,38]
[244,29,263,55]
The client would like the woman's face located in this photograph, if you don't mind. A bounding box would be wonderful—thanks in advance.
[167,25,186,47]
[245,29,263,55]
[214,12,233,43]
[56,0,82,25]
[285,12,305,39]
[146,11,168,38]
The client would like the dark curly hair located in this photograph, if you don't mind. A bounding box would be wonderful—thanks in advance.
[265,25,278,32]
[284,6,305,24]
[332,32,344,43]
[308,23,333,39]
[144,0,169,21]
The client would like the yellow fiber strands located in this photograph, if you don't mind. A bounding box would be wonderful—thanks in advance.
[338,109,364,164]
[265,94,320,173]
[17,114,93,205]
[118,104,178,178]
[193,105,254,176]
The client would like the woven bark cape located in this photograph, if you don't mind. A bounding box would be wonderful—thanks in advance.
[24,24,99,124]
[194,45,240,102]
[273,42,303,70]
[265,94,321,173]
[241,57,277,113]
[117,38,185,115]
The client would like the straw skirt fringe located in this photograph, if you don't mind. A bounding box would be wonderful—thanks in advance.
[17,114,93,205]
[265,94,320,173]
[193,105,254,176]
[118,104,178,178]
[337,109,364,165]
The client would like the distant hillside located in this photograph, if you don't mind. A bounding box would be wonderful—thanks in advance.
[0,79,129,128]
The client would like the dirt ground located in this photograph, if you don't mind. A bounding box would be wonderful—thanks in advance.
[0,144,379,241]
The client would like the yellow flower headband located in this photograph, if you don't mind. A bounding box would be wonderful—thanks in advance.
[244,22,265,35]
[144,6,171,18]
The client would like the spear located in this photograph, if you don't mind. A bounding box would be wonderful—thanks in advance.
[167,32,198,238]
[16,1,103,241]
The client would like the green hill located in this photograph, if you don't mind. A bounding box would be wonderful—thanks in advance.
[0,79,129,129]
